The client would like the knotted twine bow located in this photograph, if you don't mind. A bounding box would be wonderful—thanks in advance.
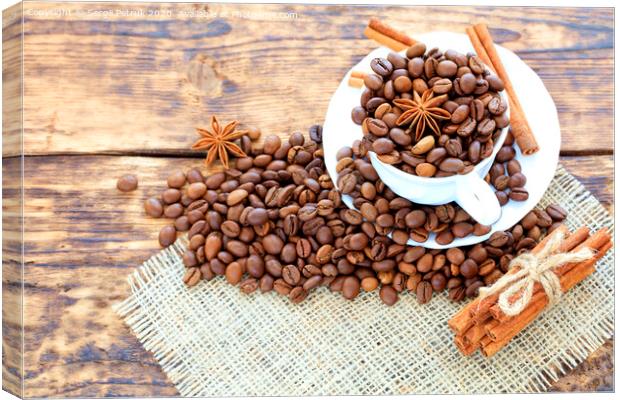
[478,229,594,317]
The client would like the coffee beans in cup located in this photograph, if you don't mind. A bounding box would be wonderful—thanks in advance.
[352,42,509,177]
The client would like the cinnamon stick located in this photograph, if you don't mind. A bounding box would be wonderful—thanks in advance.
[486,295,544,343]
[451,226,612,357]
[449,297,481,334]
[468,24,539,156]
[489,229,611,322]
[348,77,365,88]
[364,18,415,51]
[470,225,569,319]
[482,239,610,357]
[463,322,488,345]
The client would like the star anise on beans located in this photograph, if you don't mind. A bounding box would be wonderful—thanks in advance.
[192,116,248,169]
[393,89,451,141]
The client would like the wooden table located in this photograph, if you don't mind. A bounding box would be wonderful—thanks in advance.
[2,3,613,397]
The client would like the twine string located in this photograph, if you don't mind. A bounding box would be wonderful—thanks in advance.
[478,230,594,317]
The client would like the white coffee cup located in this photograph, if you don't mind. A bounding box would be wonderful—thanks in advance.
[368,90,510,226]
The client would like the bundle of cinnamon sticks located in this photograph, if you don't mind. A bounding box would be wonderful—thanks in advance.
[449,224,612,357]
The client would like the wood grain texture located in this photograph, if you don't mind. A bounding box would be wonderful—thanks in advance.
[2,2,612,157]
[1,2,614,397]
[0,154,612,397]
[2,3,24,398]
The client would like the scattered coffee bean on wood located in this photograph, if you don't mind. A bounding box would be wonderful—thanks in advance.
[117,174,138,192]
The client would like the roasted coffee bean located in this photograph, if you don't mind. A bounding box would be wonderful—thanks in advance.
[145,198,164,217]
[410,136,434,155]
[164,203,184,218]
[282,265,301,286]
[431,273,447,291]
[162,188,181,204]
[186,168,204,183]
[406,43,426,58]
[496,146,516,163]
[416,281,433,304]
[258,275,274,292]
[183,267,201,287]
[416,163,437,177]
[473,224,492,236]
[225,262,243,285]
[452,222,474,238]
[239,278,259,294]
[494,175,509,191]
[521,211,538,230]
[534,209,553,228]
[296,238,312,258]
[394,75,413,93]
[263,234,284,255]
[158,225,177,247]
[460,258,478,278]
[465,280,484,298]
[546,204,567,221]
[372,138,395,155]
[117,174,138,192]
[273,279,292,295]
[495,190,509,206]
[379,285,399,306]
[187,182,207,199]
[509,187,529,201]
[488,231,509,247]
[289,287,308,303]
[488,96,507,115]
[361,277,379,292]
[303,275,323,291]
[167,170,186,188]
[175,216,190,231]
[507,159,521,175]
[439,158,464,173]
[351,107,367,124]
[342,276,361,299]
[370,57,393,76]
[508,172,527,188]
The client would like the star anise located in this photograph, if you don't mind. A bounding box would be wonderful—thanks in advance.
[393,89,451,141]
[192,116,248,169]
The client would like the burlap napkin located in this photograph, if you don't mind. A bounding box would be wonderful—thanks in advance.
[115,165,614,395]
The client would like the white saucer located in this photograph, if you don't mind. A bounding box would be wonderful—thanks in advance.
[323,31,561,249]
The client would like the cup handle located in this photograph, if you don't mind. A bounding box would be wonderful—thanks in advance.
[455,174,501,226]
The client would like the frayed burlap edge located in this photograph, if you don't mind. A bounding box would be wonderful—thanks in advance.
[114,165,614,396]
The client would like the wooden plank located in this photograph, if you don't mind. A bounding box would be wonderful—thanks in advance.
[0,153,611,397]
[5,3,612,156]
[2,3,24,397]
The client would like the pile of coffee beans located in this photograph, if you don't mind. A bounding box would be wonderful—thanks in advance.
[142,126,565,306]
[336,140,489,246]
[351,42,509,177]
[335,129,528,246]
[486,132,529,203]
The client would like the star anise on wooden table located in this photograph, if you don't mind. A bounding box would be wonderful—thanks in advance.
[192,116,248,169]
[393,89,451,142]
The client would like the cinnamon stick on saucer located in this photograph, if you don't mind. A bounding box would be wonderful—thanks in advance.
[364,18,416,51]
[348,71,367,88]
[466,24,539,156]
